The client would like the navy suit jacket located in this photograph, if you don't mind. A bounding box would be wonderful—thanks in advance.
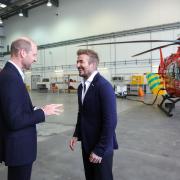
[0,62,45,166]
[73,73,118,157]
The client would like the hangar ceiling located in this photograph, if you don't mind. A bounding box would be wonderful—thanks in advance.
[0,0,59,20]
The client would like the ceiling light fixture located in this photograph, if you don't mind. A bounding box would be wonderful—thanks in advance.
[19,10,23,17]
[0,3,7,8]
[47,0,52,7]
[0,18,3,24]
[18,9,28,17]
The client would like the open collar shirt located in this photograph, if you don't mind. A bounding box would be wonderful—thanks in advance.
[81,70,98,103]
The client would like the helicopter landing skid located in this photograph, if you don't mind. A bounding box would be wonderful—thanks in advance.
[158,95,180,117]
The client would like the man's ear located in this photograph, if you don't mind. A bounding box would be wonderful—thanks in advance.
[19,49,26,58]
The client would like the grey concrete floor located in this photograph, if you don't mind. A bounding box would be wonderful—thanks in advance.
[0,91,180,180]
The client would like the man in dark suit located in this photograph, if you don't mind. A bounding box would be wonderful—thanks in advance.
[0,37,63,180]
[69,49,118,180]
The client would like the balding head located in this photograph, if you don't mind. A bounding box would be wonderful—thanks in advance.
[10,36,38,70]
[10,37,35,57]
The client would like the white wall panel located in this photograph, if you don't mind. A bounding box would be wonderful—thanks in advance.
[4,0,180,45]
[2,0,180,81]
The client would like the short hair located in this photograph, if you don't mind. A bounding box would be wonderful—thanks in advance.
[77,49,99,64]
[10,38,32,57]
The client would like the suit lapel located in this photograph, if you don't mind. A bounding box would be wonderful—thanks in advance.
[78,84,83,106]
[5,62,34,110]
[83,73,100,104]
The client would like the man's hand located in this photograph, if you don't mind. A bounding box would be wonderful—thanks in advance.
[89,152,102,163]
[69,137,78,151]
[41,104,64,116]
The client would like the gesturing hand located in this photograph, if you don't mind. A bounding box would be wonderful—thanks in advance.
[41,104,64,116]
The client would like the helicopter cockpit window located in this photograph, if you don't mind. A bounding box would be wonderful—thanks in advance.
[174,63,180,80]
[167,64,175,79]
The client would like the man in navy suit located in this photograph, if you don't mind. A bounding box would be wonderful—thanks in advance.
[0,37,63,180]
[69,49,118,180]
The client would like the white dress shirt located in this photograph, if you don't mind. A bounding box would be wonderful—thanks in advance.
[81,70,98,103]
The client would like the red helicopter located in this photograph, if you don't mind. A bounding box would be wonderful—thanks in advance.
[80,39,180,116]
[157,46,180,116]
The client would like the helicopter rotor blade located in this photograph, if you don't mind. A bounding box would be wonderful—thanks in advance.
[132,43,177,57]
[79,40,180,46]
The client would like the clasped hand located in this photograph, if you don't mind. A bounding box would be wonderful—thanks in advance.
[89,152,102,164]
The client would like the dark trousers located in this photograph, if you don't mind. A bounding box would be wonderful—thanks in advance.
[82,150,113,180]
[8,164,33,180]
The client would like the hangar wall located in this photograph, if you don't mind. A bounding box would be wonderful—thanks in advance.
[2,0,180,86]
[4,0,180,45]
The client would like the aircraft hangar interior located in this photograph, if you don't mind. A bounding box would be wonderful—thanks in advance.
[0,0,180,180]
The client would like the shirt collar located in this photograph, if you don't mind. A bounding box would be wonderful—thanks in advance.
[81,70,98,85]
[8,60,25,81]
